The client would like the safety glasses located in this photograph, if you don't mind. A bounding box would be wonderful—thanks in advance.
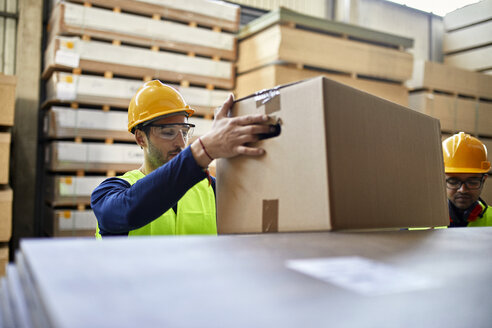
[147,123,195,141]
[446,176,485,190]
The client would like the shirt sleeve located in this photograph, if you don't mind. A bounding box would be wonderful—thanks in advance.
[91,146,211,235]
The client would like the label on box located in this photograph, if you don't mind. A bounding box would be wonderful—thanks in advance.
[56,81,77,101]
[286,256,437,296]
[58,210,97,231]
[55,50,80,68]
[59,177,105,196]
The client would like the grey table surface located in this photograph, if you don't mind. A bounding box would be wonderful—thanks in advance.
[15,228,492,328]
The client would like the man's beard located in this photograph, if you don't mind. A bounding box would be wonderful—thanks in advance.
[147,140,182,170]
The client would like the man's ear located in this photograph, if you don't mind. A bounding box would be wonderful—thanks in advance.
[135,129,147,149]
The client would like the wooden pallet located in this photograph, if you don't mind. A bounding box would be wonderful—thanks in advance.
[48,2,237,60]
[235,64,409,106]
[407,60,492,100]
[61,0,240,32]
[43,36,235,89]
[237,24,413,83]
[44,72,230,116]
[409,91,492,137]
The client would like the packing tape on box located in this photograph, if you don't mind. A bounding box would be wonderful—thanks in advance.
[262,199,279,232]
[254,87,281,114]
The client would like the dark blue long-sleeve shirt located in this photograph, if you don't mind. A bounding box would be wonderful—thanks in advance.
[91,146,215,236]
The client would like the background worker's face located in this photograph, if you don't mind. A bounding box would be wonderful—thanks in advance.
[446,173,487,210]
[141,114,188,170]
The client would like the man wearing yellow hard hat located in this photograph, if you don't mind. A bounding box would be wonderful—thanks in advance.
[443,132,492,227]
[91,80,273,237]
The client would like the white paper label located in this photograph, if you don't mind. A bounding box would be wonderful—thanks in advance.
[56,82,77,101]
[55,50,80,68]
[286,257,437,296]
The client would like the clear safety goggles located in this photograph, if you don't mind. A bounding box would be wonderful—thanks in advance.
[147,123,195,141]
[446,176,485,190]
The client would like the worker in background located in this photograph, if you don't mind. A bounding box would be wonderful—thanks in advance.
[443,132,492,227]
[91,80,273,237]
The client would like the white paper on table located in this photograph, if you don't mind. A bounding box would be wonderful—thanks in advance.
[286,256,438,296]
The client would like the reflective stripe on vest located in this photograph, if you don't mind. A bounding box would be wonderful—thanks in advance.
[95,169,216,238]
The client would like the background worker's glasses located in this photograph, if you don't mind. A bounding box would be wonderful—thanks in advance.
[148,123,195,140]
[446,177,484,190]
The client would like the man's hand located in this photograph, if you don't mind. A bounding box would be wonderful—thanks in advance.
[191,94,272,168]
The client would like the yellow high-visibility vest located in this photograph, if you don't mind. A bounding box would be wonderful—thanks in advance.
[96,169,216,238]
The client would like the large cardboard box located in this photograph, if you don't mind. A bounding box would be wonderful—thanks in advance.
[0,133,10,184]
[217,77,448,232]
[0,187,12,241]
[0,74,16,126]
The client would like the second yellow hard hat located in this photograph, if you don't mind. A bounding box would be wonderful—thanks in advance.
[442,132,491,173]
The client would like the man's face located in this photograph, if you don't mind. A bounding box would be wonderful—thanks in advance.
[142,114,188,170]
[446,173,487,210]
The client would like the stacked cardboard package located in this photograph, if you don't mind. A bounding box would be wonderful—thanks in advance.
[0,74,15,274]
[235,7,413,106]
[440,0,492,187]
[42,0,239,237]
[443,0,492,73]
[407,60,492,137]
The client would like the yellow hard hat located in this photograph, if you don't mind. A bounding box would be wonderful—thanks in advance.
[128,80,194,133]
[442,132,491,173]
